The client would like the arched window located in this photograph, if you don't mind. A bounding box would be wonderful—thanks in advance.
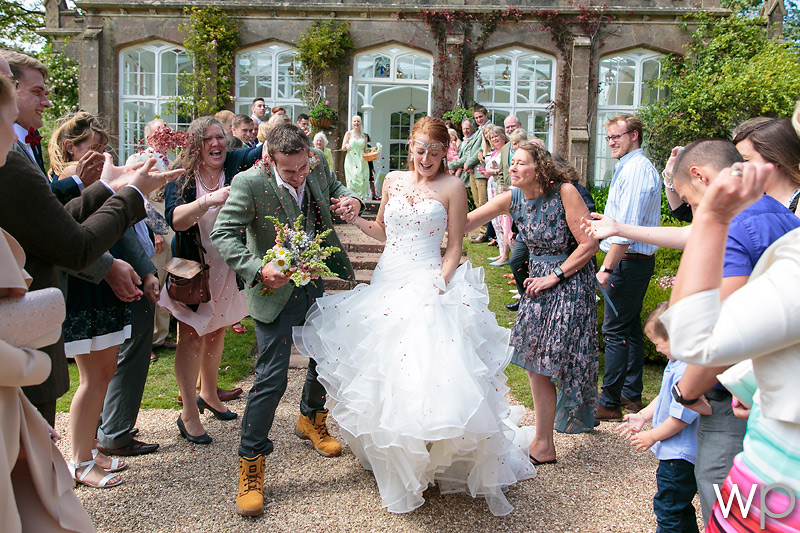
[475,48,556,148]
[235,43,303,118]
[118,42,191,162]
[595,49,666,183]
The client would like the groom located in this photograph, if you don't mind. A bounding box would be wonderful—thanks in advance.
[211,123,363,517]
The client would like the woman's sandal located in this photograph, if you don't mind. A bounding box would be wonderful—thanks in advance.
[92,448,128,473]
[68,459,123,488]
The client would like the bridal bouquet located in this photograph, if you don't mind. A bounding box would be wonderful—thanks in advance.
[260,215,340,295]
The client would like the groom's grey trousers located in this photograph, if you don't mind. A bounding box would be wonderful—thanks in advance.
[238,281,326,458]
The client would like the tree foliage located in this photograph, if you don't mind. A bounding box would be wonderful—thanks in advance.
[296,20,354,107]
[640,12,800,166]
[0,0,45,49]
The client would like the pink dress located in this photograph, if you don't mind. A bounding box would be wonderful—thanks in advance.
[159,174,248,336]
[446,140,459,175]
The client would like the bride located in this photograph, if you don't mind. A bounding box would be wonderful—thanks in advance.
[293,116,535,516]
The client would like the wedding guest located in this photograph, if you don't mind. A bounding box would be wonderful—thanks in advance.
[618,303,706,533]
[446,127,460,176]
[214,110,235,134]
[0,53,182,430]
[341,115,370,199]
[467,140,600,463]
[257,121,270,144]
[49,112,160,485]
[295,113,310,135]
[270,106,286,116]
[126,118,176,353]
[481,126,510,265]
[448,117,487,240]
[663,160,800,532]
[2,50,48,177]
[161,116,262,444]
[0,227,94,533]
[232,114,257,148]
[313,131,335,171]
[502,128,529,312]
[732,117,800,215]
[250,98,266,126]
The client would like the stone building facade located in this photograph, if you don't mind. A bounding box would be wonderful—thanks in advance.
[41,0,726,184]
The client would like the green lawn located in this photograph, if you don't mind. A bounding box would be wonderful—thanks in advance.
[462,238,665,410]
[56,317,257,412]
[57,243,666,413]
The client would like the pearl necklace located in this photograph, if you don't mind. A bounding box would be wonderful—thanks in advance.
[196,170,221,193]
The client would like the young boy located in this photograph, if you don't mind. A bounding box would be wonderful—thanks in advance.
[618,302,710,532]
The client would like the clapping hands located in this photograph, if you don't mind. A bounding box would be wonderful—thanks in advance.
[617,413,655,452]
[101,154,185,196]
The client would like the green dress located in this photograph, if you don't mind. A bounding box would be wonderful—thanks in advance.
[344,136,369,200]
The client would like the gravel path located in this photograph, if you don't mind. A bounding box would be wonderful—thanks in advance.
[55,369,701,532]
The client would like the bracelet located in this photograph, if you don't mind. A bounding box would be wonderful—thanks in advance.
[662,169,675,191]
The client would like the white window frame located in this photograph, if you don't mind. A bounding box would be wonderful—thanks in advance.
[234,42,305,119]
[474,48,556,150]
[594,49,665,184]
[118,42,191,163]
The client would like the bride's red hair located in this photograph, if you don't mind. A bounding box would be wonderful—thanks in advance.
[407,116,450,172]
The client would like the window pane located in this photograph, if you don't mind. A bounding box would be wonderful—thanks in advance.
[237,50,273,100]
[389,143,408,171]
[277,52,301,100]
[122,49,155,97]
[357,53,376,78]
[641,59,664,105]
[160,49,190,98]
[374,55,391,78]
[598,57,635,106]
[121,101,155,161]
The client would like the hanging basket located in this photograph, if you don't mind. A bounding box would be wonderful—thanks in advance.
[310,117,334,129]
[363,150,379,162]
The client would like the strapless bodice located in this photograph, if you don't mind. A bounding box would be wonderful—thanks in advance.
[375,196,448,282]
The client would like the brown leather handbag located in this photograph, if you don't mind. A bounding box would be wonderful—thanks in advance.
[165,236,210,305]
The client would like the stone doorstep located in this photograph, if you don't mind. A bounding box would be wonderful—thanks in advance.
[346,251,382,270]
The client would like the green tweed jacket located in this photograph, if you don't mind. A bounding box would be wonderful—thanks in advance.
[497,143,512,190]
[448,128,486,182]
[210,148,361,324]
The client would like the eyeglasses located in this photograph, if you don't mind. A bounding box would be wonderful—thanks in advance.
[409,138,445,156]
[605,130,632,142]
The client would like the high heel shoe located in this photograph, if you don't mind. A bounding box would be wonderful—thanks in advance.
[176,415,212,445]
[196,395,238,421]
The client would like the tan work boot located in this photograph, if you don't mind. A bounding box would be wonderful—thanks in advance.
[235,455,264,517]
[295,408,342,457]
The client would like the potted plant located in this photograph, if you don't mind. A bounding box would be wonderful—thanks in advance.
[308,100,338,129]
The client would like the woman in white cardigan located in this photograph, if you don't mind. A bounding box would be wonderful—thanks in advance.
[662,160,800,532]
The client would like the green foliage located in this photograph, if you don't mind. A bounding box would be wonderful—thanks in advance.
[0,0,44,48]
[307,100,338,121]
[639,12,800,166]
[39,42,79,123]
[297,20,354,107]
[170,6,238,119]
[442,107,472,128]
[591,183,684,226]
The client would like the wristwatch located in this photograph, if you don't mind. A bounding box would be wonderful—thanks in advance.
[553,266,566,282]
[598,265,614,275]
[671,383,700,406]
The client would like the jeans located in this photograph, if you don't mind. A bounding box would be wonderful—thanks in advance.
[238,283,326,458]
[694,393,747,522]
[655,459,700,533]
[599,256,654,408]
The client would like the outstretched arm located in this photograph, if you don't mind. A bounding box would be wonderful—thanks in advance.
[465,190,511,234]
[583,213,690,250]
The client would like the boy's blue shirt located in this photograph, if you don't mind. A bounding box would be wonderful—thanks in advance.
[651,359,700,464]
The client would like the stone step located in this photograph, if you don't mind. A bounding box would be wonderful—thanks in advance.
[322,269,372,291]
[347,251,382,270]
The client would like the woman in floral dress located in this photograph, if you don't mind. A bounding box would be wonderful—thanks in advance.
[466,140,599,464]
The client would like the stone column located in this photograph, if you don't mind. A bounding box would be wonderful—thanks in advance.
[567,36,592,184]
[78,29,102,116]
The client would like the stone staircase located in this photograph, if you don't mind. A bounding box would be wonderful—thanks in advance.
[288,222,385,367]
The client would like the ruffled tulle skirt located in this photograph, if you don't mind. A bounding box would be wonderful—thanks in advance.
[293,261,535,516]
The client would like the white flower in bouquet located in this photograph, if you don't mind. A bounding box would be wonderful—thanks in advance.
[375,142,383,152]
[297,271,312,286]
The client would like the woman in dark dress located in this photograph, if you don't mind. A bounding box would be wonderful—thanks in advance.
[466,141,599,464]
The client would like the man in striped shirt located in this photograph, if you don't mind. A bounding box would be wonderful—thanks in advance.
[595,113,661,421]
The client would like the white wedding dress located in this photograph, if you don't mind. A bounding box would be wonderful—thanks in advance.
[293,196,535,516]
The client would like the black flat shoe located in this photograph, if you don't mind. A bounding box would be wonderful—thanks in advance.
[529,454,557,465]
[176,416,212,445]
[196,395,238,421]
[505,301,520,311]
